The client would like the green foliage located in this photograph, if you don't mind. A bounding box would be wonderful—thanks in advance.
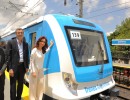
[107,17,130,57]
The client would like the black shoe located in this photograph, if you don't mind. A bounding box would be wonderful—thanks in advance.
[16,97,22,100]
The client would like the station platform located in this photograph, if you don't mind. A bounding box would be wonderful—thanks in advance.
[4,63,129,100]
[113,62,130,68]
[4,71,29,100]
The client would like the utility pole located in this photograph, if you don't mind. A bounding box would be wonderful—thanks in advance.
[78,0,83,18]
[64,0,83,18]
[64,0,67,6]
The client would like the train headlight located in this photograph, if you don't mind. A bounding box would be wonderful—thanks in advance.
[62,72,78,96]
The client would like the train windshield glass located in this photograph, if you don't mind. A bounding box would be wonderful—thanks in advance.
[66,27,108,66]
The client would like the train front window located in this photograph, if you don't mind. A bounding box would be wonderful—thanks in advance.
[66,27,108,67]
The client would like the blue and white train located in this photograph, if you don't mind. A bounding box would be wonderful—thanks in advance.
[1,14,117,100]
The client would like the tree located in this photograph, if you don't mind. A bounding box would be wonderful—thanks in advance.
[108,17,130,59]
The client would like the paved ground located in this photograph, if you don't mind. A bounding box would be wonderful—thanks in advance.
[4,77,10,100]
[4,72,29,100]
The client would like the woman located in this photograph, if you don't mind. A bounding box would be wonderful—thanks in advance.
[29,36,53,100]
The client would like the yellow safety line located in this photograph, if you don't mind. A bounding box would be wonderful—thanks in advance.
[5,71,10,79]
[5,70,29,100]
[113,64,130,69]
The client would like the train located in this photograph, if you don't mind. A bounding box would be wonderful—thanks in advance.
[1,14,118,100]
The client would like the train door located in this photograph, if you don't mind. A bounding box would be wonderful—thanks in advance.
[25,32,36,82]
[29,32,36,52]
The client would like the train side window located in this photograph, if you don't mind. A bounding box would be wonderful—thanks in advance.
[30,32,36,51]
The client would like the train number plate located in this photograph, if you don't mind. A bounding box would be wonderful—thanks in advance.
[70,31,81,40]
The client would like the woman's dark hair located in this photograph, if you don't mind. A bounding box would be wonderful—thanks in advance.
[35,36,48,54]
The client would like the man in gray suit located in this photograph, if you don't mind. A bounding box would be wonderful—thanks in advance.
[6,28,29,100]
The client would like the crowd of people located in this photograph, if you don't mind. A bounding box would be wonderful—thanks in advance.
[0,28,54,100]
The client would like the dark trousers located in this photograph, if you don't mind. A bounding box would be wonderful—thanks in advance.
[10,63,25,100]
[0,73,5,100]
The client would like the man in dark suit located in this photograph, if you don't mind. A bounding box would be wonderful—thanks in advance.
[0,41,6,100]
[6,28,29,100]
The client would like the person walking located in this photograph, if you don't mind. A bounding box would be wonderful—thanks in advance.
[29,36,53,100]
[6,28,29,100]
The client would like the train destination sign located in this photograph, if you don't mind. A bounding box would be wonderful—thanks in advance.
[112,39,130,45]
[85,81,111,93]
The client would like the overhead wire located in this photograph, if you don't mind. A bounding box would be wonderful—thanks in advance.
[86,1,130,13]
[84,0,115,8]
[58,0,78,15]
[81,0,130,19]
[86,6,130,19]
[60,0,120,17]
[68,3,79,16]
[3,0,44,32]
[2,0,32,29]
[77,0,117,18]
[2,0,130,32]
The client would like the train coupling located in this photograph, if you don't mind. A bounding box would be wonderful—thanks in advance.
[110,88,119,97]
[99,88,119,100]
[99,94,110,100]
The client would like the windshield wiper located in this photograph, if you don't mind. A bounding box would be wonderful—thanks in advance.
[98,41,104,73]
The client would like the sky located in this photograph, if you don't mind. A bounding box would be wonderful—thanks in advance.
[0,0,130,36]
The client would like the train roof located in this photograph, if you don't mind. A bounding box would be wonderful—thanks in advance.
[1,14,104,38]
[51,14,104,32]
